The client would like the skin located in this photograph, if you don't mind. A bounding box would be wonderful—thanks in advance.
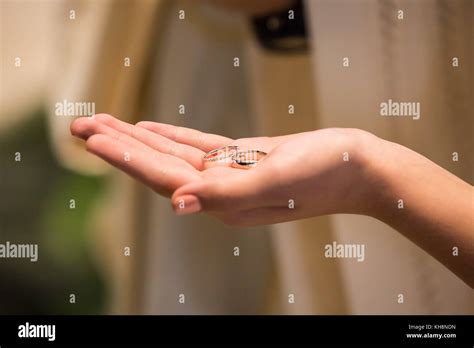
[71,114,473,288]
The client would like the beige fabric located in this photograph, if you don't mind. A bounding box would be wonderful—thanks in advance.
[0,0,163,313]
[244,39,348,313]
[1,0,130,313]
[140,2,275,314]
[44,0,164,313]
[0,0,58,132]
[46,0,161,175]
[3,0,472,314]
[303,0,473,313]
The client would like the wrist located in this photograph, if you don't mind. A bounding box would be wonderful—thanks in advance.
[350,130,397,219]
[356,133,425,222]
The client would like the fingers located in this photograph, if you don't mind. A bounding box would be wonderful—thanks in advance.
[71,116,202,195]
[136,121,232,152]
[173,194,202,216]
[91,114,207,170]
[86,134,202,196]
[71,116,154,154]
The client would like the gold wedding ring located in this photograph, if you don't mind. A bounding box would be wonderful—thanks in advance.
[203,146,267,170]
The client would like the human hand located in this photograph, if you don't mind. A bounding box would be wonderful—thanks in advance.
[71,114,474,286]
[70,114,380,226]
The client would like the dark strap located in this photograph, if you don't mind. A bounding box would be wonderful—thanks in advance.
[251,0,308,53]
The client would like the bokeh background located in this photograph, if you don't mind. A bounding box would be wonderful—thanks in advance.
[0,111,106,313]
[1,0,472,315]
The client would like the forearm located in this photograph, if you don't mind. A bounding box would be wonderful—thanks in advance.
[73,116,473,287]
[366,138,474,288]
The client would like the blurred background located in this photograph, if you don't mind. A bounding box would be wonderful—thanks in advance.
[1,0,472,315]
[0,110,106,313]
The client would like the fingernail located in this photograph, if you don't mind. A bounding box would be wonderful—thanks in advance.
[174,195,202,215]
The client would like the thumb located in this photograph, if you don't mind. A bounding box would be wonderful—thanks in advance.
[171,169,268,215]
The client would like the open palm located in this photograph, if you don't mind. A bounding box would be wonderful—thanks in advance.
[71,114,372,226]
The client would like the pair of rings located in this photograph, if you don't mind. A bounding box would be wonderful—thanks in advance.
[203,145,267,169]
